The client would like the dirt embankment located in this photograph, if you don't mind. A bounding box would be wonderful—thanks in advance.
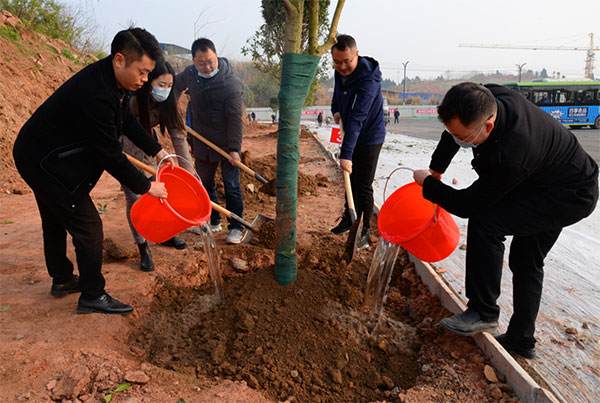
[0,11,98,195]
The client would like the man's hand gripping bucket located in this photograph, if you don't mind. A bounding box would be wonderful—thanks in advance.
[377,167,460,262]
[130,155,212,243]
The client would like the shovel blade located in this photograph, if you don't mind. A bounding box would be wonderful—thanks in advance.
[240,214,273,244]
[342,212,363,263]
[258,179,276,196]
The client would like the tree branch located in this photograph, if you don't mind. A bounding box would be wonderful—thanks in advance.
[315,0,345,56]
[282,0,296,15]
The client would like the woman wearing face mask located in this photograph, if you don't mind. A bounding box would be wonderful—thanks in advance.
[122,61,194,272]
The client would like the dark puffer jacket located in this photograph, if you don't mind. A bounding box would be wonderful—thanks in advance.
[175,58,243,162]
[331,55,386,160]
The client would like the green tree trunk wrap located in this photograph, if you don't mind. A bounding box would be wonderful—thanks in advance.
[275,53,321,285]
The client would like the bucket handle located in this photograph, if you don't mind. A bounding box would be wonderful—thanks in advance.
[156,154,203,204]
[382,166,439,224]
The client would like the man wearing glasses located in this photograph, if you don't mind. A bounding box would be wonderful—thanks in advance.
[329,34,386,250]
[413,82,598,359]
[175,38,244,244]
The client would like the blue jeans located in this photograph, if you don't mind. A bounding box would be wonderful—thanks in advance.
[195,158,244,231]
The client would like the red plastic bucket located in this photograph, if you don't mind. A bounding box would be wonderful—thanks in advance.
[377,182,459,262]
[130,165,211,243]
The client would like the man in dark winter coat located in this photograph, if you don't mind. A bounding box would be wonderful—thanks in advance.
[175,38,244,244]
[330,34,386,249]
[13,27,172,315]
[413,82,598,359]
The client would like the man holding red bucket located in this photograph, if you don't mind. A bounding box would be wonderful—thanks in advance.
[13,28,174,315]
[413,82,598,359]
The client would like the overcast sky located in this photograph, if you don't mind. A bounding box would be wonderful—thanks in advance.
[70,0,599,81]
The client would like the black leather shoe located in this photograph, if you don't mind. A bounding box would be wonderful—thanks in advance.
[160,236,187,250]
[330,213,352,235]
[77,293,134,315]
[50,275,80,297]
[137,242,155,272]
[495,333,536,359]
[439,309,498,336]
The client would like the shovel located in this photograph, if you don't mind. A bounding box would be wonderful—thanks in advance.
[123,152,272,244]
[185,125,277,196]
[338,121,363,263]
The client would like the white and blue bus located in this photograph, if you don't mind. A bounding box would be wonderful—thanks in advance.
[503,81,600,129]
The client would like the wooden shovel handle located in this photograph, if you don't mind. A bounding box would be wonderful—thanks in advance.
[124,152,157,175]
[123,152,257,231]
[338,121,358,222]
[185,125,268,184]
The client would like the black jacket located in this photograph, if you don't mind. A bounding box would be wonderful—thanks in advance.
[13,57,161,211]
[423,84,598,219]
[175,58,243,162]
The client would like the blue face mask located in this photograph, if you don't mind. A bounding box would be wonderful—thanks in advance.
[151,86,171,102]
[198,68,219,79]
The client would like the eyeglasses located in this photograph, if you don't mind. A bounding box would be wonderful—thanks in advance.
[332,54,357,68]
[194,59,217,68]
[446,114,493,142]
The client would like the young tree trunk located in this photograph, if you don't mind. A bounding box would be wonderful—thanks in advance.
[275,0,344,285]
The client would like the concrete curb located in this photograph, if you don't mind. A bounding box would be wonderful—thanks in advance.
[409,256,560,403]
[308,128,560,403]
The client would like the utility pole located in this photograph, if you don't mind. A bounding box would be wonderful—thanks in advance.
[516,62,526,82]
[402,61,409,105]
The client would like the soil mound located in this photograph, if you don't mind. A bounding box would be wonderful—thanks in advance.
[131,245,421,403]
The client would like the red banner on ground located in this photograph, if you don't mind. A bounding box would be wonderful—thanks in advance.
[416,109,437,114]
[330,127,342,144]
[302,110,324,115]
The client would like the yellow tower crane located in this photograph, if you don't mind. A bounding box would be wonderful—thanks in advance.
[459,33,598,79]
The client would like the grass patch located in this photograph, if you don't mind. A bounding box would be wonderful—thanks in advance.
[0,26,19,41]
[61,48,78,63]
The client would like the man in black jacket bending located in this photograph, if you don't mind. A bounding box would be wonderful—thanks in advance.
[413,82,598,359]
[175,38,244,244]
[13,28,172,315]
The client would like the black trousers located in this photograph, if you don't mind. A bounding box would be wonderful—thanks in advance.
[465,192,592,348]
[33,189,105,300]
[344,143,383,231]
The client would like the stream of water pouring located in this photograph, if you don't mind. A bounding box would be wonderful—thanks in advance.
[197,222,224,303]
[362,237,401,330]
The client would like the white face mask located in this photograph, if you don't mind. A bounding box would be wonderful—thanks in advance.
[452,136,478,149]
[151,86,171,102]
[446,114,492,149]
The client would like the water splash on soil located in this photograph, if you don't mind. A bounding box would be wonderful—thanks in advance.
[197,222,223,303]
[362,237,401,331]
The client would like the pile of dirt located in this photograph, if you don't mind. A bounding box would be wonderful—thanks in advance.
[0,11,96,194]
[131,241,421,402]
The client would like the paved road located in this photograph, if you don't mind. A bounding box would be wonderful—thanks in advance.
[387,119,600,163]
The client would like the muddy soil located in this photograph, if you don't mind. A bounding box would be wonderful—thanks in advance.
[0,123,521,402]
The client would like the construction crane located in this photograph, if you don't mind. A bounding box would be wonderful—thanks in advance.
[459,33,598,79]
